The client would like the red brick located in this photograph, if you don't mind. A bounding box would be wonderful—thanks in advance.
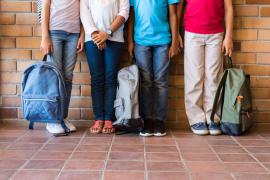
[233,29,257,41]
[254,112,270,123]
[241,41,270,53]
[241,18,270,28]
[0,72,21,83]
[0,61,17,71]
[168,99,185,110]
[81,85,91,96]
[0,37,16,48]
[2,96,21,107]
[81,108,95,120]
[0,25,32,36]
[251,77,270,88]
[71,86,81,96]
[0,14,15,24]
[167,110,177,121]
[233,0,246,5]
[253,100,270,111]
[246,0,270,4]
[16,13,38,24]
[73,73,91,85]
[81,61,89,73]
[258,30,270,40]
[257,53,270,64]
[260,7,270,16]
[251,88,270,99]
[32,50,43,60]
[17,85,21,96]
[33,25,41,36]
[17,61,35,72]
[74,62,81,73]
[68,109,81,120]
[233,17,242,29]
[69,98,92,108]
[16,37,41,48]
[169,76,184,86]
[168,87,184,98]
[0,108,18,119]
[0,1,32,12]
[241,65,270,76]
[234,5,259,16]
[0,84,17,95]
[0,49,31,60]
[232,53,256,64]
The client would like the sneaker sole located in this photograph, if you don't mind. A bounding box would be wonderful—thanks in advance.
[46,127,65,134]
[191,129,209,135]
[139,132,154,137]
[209,130,222,136]
[154,132,167,137]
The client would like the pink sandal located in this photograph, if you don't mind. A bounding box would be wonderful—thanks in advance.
[102,120,115,134]
[90,120,104,134]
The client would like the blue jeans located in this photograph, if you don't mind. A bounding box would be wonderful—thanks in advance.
[84,41,123,120]
[48,30,80,119]
[134,43,170,121]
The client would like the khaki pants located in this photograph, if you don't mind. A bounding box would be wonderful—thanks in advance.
[184,31,224,125]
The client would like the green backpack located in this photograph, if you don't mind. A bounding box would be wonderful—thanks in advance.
[210,57,254,136]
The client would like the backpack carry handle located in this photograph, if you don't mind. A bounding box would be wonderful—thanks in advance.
[226,56,233,69]
[42,55,47,62]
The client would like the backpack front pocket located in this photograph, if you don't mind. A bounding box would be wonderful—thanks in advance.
[114,98,124,120]
[23,97,60,122]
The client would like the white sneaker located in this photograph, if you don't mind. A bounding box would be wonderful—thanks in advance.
[64,119,76,132]
[46,123,65,134]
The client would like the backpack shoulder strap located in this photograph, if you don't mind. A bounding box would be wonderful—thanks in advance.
[29,121,34,130]
[210,70,229,122]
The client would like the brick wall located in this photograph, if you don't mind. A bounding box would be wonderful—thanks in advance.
[0,0,270,129]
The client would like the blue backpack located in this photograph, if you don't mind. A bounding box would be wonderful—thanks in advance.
[22,55,69,132]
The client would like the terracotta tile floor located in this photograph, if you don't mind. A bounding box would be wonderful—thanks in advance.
[0,124,270,180]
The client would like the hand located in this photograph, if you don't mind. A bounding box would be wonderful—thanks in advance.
[178,34,183,49]
[169,40,180,59]
[40,36,53,55]
[92,31,109,45]
[222,37,233,57]
[128,41,134,57]
[97,42,107,51]
[77,35,84,53]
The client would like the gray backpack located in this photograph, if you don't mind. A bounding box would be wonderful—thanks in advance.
[113,64,143,133]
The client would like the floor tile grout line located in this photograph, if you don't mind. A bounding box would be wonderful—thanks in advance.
[101,134,115,180]
[206,136,237,180]
[55,130,88,180]
[9,132,55,179]
[4,129,31,150]
[231,136,270,174]
[171,130,192,180]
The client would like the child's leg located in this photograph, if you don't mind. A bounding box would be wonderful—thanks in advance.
[152,44,170,122]
[184,31,206,126]
[84,41,105,121]
[103,41,123,121]
[62,33,80,119]
[134,44,153,120]
[204,33,224,124]
[48,31,64,70]
[46,30,65,134]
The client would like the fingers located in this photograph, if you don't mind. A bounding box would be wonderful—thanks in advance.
[221,43,225,55]
[228,48,233,57]
[77,43,84,53]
